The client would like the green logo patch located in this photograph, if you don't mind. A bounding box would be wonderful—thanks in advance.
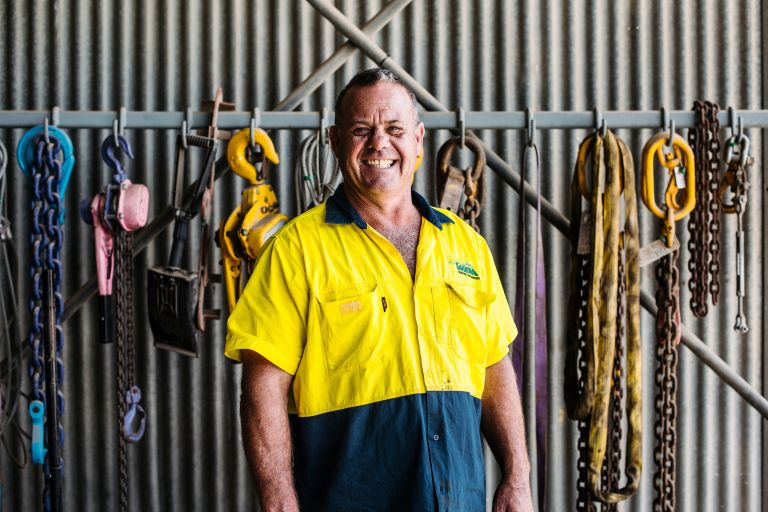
[450,260,480,280]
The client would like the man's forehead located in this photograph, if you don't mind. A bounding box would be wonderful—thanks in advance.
[340,83,417,124]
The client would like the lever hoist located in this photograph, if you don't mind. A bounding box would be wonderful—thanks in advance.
[81,132,149,512]
[641,128,696,512]
[564,128,641,510]
[217,127,286,314]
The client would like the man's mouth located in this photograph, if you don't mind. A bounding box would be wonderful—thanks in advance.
[363,159,396,169]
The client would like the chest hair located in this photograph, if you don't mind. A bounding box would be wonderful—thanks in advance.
[374,217,422,278]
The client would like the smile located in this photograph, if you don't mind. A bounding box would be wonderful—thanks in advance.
[363,159,396,168]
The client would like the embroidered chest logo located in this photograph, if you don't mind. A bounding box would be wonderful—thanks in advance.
[449,260,480,280]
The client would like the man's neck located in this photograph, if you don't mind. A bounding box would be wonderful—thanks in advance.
[343,187,419,229]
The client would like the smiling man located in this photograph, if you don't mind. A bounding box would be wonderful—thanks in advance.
[226,68,533,512]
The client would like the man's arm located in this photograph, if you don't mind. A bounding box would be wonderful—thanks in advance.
[481,355,534,512]
[240,350,299,512]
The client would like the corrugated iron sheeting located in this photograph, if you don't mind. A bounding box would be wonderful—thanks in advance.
[0,0,763,510]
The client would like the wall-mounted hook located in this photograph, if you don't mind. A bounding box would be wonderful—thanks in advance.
[44,118,51,144]
[667,119,676,148]
[457,107,466,148]
[525,107,535,147]
[52,106,61,127]
[728,106,737,136]
[738,115,744,139]
[660,106,668,132]
[250,108,261,151]
[320,107,329,147]
[181,107,192,149]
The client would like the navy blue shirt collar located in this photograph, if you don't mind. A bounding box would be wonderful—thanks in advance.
[324,182,454,230]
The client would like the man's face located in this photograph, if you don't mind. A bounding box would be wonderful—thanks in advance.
[330,82,425,201]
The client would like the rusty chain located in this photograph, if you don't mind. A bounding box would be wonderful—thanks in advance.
[573,253,595,512]
[601,250,626,512]
[687,101,721,316]
[653,250,680,512]
[435,135,486,232]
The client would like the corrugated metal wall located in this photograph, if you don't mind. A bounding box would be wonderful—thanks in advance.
[0,0,763,510]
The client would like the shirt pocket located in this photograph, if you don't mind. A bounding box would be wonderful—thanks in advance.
[317,284,382,372]
[445,282,495,366]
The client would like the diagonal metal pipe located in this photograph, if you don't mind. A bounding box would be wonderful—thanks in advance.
[305,0,768,419]
[61,0,412,322]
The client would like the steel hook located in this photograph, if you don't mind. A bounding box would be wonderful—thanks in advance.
[525,107,535,147]
[250,108,261,151]
[122,385,146,443]
[728,106,737,136]
[101,133,134,175]
[320,107,330,147]
[456,107,466,148]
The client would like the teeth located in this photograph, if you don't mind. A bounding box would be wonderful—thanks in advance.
[364,159,395,168]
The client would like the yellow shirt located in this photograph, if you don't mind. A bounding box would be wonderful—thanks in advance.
[225,185,517,417]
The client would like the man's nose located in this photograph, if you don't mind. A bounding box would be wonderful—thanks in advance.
[368,129,389,151]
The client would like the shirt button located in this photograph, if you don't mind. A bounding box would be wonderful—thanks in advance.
[433,434,440,441]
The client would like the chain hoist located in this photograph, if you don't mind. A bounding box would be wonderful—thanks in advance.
[17,124,75,512]
[217,126,287,313]
[82,130,149,512]
[718,122,753,333]
[641,126,696,512]
[686,101,721,316]
[564,126,641,508]
[435,135,486,231]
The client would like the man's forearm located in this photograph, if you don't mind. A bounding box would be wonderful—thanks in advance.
[481,356,533,508]
[241,351,298,511]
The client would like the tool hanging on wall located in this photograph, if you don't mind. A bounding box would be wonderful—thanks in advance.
[81,122,150,512]
[0,140,22,442]
[434,134,486,231]
[564,116,641,509]
[641,121,696,512]
[217,125,286,313]
[511,114,549,510]
[294,108,340,212]
[686,101,721,317]
[718,113,753,333]
[17,122,75,512]
[0,139,27,486]
[147,89,232,357]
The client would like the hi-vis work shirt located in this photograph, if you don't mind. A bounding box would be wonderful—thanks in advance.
[226,184,517,512]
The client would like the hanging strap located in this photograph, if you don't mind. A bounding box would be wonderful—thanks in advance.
[512,141,548,509]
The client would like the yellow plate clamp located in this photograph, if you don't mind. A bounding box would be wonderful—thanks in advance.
[641,132,696,247]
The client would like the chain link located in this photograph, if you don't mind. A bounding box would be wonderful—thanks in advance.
[574,254,595,512]
[27,136,66,511]
[653,251,680,512]
[687,101,720,316]
[457,167,483,232]
[115,230,129,512]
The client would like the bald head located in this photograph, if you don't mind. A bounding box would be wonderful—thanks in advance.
[334,68,420,127]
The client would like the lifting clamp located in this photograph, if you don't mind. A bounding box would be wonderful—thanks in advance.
[217,126,286,313]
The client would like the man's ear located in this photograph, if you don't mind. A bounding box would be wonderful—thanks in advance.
[415,122,425,151]
[329,125,340,157]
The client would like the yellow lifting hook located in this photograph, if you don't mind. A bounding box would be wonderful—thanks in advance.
[218,127,288,313]
[641,131,696,247]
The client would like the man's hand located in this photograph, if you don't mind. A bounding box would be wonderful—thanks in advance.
[481,356,534,512]
[240,351,299,512]
[492,475,534,512]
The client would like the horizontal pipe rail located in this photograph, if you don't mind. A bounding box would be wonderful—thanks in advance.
[1,109,767,130]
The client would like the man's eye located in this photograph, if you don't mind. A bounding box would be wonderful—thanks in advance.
[388,127,404,136]
[352,128,371,136]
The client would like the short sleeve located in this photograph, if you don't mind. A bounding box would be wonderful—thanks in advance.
[224,235,309,374]
[479,237,518,367]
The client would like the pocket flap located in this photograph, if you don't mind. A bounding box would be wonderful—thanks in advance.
[446,282,495,309]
